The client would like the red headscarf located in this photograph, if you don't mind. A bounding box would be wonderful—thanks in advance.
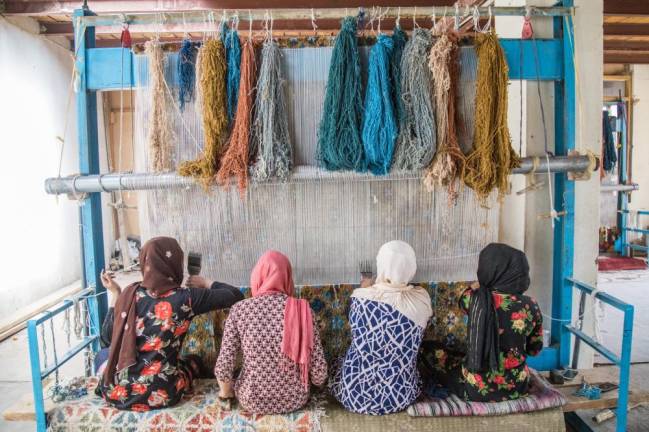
[103,237,184,385]
[250,251,314,389]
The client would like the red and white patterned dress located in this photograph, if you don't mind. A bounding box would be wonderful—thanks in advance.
[214,293,328,414]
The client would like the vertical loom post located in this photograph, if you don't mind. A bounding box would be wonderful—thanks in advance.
[74,7,106,348]
[551,1,576,368]
[27,321,46,432]
[617,106,629,257]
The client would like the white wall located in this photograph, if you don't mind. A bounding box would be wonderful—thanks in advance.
[631,65,649,213]
[0,17,83,317]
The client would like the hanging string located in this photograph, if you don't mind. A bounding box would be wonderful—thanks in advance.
[216,39,258,192]
[390,26,407,129]
[178,39,228,187]
[178,39,197,111]
[317,16,366,172]
[144,40,174,172]
[463,32,519,203]
[362,34,397,175]
[225,24,241,124]
[393,28,436,171]
[250,40,293,181]
[425,32,464,200]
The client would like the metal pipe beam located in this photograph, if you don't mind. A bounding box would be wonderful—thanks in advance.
[601,183,640,192]
[44,155,596,195]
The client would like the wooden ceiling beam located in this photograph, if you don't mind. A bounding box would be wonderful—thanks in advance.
[604,40,649,51]
[604,50,649,64]
[604,23,649,37]
[604,0,649,17]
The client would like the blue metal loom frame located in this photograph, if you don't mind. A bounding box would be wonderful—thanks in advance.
[28,2,633,431]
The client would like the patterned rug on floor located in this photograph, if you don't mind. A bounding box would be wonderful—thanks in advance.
[47,379,325,432]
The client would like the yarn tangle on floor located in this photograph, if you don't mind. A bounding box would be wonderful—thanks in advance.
[145,40,174,172]
[317,16,366,172]
[393,28,436,171]
[178,39,228,187]
[178,39,197,111]
[362,34,398,175]
[250,40,293,181]
[225,29,241,124]
[463,32,519,203]
[424,33,465,200]
[217,40,258,192]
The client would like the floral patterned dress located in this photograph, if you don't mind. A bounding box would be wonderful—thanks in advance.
[99,282,243,411]
[458,288,544,402]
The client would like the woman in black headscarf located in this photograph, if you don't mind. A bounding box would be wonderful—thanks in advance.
[457,243,544,402]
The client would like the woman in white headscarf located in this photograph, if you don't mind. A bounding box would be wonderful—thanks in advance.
[329,241,433,415]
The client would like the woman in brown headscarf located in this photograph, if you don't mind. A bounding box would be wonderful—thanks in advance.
[97,237,243,411]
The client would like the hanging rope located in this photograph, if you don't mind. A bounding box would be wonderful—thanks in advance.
[250,40,293,181]
[362,34,397,175]
[145,41,174,172]
[424,32,465,199]
[390,26,407,126]
[178,39,197,111]
[463,32,519,202]
[393,28,436,171]
[178,39,228,187]
[317,16,366,172]
[216,40,257,192]
[225,28,242,123]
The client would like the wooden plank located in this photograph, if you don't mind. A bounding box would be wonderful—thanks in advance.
[605,23,649,37]
[561,388,649,412]
[604,0,649,17]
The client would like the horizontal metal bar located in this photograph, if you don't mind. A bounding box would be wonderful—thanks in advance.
[565,325,621,365]
[29,288,95,325]
[45,156,594,195]
[41,336,97,379]
[624,228,649,234]
[565,277,634,313]
[80,6,573,27]
[623,243,649,252]
[619,209,649,215]
[601,183,640,192]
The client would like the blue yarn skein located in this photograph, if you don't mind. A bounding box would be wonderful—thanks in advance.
[178,39,196,111]
[225,29,241,123]
[317,16,366,172]
[362,34,397,175]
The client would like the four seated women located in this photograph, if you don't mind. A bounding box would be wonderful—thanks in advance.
[100,239,543,415]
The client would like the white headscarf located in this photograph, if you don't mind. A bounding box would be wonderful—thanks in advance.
[351,241,433,328]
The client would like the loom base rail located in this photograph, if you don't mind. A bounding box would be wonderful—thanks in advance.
[564,278,634,432]
[44,155,596,195]
[616,209,649,257]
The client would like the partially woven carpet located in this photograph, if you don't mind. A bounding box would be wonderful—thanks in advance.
[407,371,566,417]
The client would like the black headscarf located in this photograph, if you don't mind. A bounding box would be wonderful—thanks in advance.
[466,243,530,373]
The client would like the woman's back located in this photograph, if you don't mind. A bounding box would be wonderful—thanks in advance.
[215,293,327,414]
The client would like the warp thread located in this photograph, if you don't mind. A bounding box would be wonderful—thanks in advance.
[362,34,398,175]
[178,39,228,187]
[145,40,174,172]
[393,28,436,171]
[424,33,465,199]
[390,26,408,126]
[317,16,366,172]
[464,32,520,202]
[217,40,258,192]
[178,39,197,111]
[250,40,293,181]
[225,28,242,123]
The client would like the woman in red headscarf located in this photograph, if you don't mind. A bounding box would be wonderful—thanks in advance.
[97,237,244,411]
[214,250,328,414]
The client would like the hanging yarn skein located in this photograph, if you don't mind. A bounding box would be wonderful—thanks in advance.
[362,34,398,175]
[178,39,228,187]
[317,16,366,172]
[250,40,293,181]
[464,32,520,202]
[393,28,436,171]
[390,26,408,126]
[178,39,197,111]
[145,40,174,172]
[194,44,204,114]
[216,40,257,192]
[424,33,465,198]
[225,28,242,123]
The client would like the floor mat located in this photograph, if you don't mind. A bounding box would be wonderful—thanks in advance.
[598,256,647,272]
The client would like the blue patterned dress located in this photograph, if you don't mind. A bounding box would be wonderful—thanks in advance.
[329,297,425,415]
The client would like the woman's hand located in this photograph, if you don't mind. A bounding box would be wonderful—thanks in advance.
[186,275,213,289]
[360,276,374,288]
[101,270,121,295]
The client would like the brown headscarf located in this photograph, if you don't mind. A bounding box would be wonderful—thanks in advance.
[103,237,184,385]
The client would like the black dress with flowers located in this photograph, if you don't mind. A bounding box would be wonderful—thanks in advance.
[99,282,243,411]
[458,288,544,402]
